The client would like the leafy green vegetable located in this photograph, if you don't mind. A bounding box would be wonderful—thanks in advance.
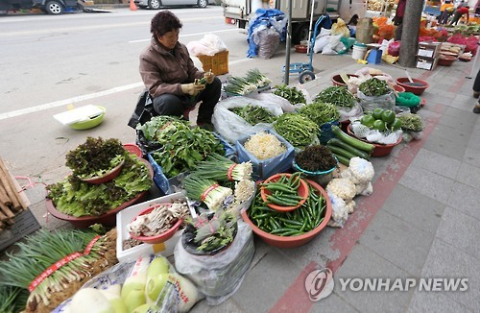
[230,105,277,125]
[141,116,224,177]
[47,154,152,217]
[397,113,424,132]
[297,102,340,125]
[359,78,391,97]
[0,286,27,313]
[245,69,272,88]
[314,86,356,108]
[273,85,306,104]
[65,137,126,178]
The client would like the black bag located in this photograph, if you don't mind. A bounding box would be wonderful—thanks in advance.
[128,89,154,129]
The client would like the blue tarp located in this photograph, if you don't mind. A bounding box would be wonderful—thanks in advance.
[247,9,287,58]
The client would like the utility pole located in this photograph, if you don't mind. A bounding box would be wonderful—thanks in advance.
[398,0,424,67]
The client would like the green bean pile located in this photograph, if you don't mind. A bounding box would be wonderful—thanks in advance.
[273,113,319,147]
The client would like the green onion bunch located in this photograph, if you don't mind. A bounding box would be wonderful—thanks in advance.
[0,229,113,311]
[0,286,28,313]
[223,76,257,95]
[195,154,252,182]
[183,175,233,211]
[245,68,272,88]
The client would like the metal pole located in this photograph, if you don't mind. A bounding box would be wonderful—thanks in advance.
[284,0,293,85]
[306,0,315,54]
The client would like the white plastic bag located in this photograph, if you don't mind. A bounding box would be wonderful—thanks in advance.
[313,36,330,53]
[246,92,301,113]
[174,221,254,305]
[327,192,349,228]
[357,89,396,112]
[212,96,284,143]
[187,34,228,57]
[337,102,363,122]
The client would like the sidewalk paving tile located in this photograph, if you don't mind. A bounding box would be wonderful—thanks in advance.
[435,206,480,261]
[420,239,480,311]
[456,162,480,189]
[399,164,454,204]
[449,94,478,112]
[382,184,444,235]
[439,113,476,134]
[231,249,303,312]
[407,289,472,313]
[334,244,412,313]
[443,106,479,124]
[422,133,467,161]
[430,123,471,144]
[467,129,480,149]
[410,148,461,180]
[191,298,244,313]
[358,210,433,276]
[463,146,480,167]
[447,182,480,220]
[310,292,359,313]
[273,227,338,269]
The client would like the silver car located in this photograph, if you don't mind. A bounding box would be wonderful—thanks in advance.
[134,0,215,10]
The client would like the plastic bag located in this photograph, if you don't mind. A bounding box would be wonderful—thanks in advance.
[321,35,345,55]
[187,34,228,57]
[337,102,363,122]
[313,35,330,53]
[212,96,283,143]
[236,129,295,180]
[255,27,280,59]
[246,92,302,113]
[327,192,349,228]
[54,255,201,313]
[351,121,402,145]
[174,221,254,305]
[330,18,350,37]
[357,89,396,112]
[247,9,287,58]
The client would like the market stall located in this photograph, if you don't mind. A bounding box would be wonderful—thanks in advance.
[0,66,436,312]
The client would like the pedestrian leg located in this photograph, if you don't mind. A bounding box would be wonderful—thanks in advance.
[196,77,222,124]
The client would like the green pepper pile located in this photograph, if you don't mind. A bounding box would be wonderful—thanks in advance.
[249,177,326,236]
[273,113,319,147]
[360,108,401,132]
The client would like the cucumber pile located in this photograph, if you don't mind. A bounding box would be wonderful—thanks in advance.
[327,126,375,165]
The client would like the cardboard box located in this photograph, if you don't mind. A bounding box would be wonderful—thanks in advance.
[198,50,229,76]
[418,42,442,59]
[116,192,187,263]
[416,56,439,71]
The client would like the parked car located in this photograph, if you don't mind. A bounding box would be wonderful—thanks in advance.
[134,0,215,10]
[32,0,85,14]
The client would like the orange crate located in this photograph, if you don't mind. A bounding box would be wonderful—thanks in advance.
[198,50,229,76]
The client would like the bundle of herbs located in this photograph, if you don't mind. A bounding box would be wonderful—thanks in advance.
[0,286,28,313]
[273,84,307,104]
[183,174,233,211]
[223,76,257,95]
[314,86,356,108]
[245,68,272,88]
[229,105,277,125]
[297,102,340,125]
[184,210,236,253]
[273,113,319,147]
[47,154,152,217]
[295,145,337,172]
[396,113,424,132]
[358,78,391,97]
[0,228,117,313]
[65,137,126,179]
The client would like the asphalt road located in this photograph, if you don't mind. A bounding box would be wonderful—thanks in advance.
[0,6,324,182]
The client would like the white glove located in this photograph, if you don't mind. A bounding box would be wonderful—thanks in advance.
[181,83,205,96]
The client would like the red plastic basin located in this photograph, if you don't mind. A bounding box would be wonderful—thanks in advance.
[396,78,429,96]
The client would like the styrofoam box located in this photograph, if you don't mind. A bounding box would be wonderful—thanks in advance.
[116,192,187,263]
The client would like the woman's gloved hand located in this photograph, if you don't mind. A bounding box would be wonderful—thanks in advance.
[204,71,215,84]
[181,83,205,96]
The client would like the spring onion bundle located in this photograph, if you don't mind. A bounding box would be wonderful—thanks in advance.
[183,175,233,211]
[195,154,252,181]
[0,229,117,313]
[0,286,27,313]
[245,69,272,88]
[223,76,257,95]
